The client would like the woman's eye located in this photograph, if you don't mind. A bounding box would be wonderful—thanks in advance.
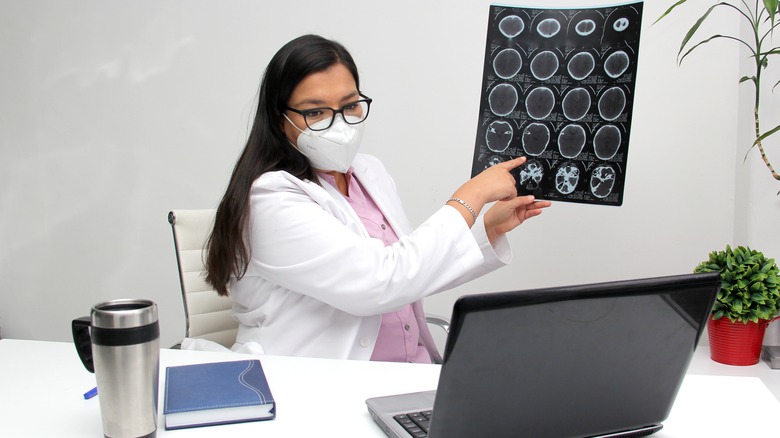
[303,109,324,118]
[343,103,359,112]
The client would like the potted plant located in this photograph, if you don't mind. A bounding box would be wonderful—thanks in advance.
[694,245,780,365]
[656,1,780,189]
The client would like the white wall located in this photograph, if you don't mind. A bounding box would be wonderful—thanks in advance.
[0,0,741,349]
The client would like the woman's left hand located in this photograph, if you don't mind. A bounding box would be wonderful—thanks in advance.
[484,195,551,244]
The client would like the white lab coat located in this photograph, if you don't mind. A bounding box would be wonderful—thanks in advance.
[229,153,511,360]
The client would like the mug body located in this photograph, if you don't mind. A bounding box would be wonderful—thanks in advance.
[91,299,159,438]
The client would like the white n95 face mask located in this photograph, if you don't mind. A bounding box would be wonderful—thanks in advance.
[284,114,365,173]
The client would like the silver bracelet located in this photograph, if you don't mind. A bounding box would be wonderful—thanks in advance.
[448,197,478,222]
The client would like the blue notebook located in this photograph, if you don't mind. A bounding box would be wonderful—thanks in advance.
[164,359,276,430]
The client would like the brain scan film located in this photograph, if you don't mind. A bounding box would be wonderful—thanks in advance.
[575,19,596,36]
[493,48,523,79]
[522,122,550,156]
[530,51,559,81]
[613,17,630,32]
[499,15,525,38]
[485,155,504,169]
[561,87,591,121]
[598,86,626,121]
[593,124,621,160]
[558,124,587,158]
[486,120,514,152]
[567,52,596,80]
[555,162,581,194]
[488,83,518,116]
[536,18,562,38]
[518,159,544,190]
[604,51,630,78]
[472,3,642,206]
[590,165,617,198]
[525,87,555,120]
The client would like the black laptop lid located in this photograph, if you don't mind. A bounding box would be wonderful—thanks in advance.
[428,272,720,438]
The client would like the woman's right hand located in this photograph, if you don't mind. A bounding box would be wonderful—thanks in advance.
[446,157,527,225]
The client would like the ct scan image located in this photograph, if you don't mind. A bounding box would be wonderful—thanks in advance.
[471,2,643,206]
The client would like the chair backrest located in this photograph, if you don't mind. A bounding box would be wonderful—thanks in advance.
[168,209,238,348]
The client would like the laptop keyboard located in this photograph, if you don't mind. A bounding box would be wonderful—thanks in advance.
[394,410,432,437]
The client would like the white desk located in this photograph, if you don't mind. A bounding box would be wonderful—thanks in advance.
[1,339,778,437]
[687,345,780,401]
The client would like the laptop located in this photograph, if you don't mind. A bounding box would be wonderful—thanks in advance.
[366,272,720,438]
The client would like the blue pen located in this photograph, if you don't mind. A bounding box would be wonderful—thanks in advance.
[83,386,98,399]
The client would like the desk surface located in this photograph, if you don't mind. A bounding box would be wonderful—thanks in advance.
[1,339,778,437]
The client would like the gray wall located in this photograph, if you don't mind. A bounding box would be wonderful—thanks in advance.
[1,0,742,348]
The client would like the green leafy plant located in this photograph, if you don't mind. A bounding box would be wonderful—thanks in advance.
[656,1,780,187]
[694,245,780,323]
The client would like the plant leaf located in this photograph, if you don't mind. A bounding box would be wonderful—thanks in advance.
[767,0,779,15]
[752,294,767,304]
[676,3,728,61]
[679,34,754,64]
[765,0,779,32]
[759,48,780,57]
[753,123,780,147]
[653,0,690,26]
[705,245,780,320]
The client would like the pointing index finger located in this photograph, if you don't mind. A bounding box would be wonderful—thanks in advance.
[499,156,527,170]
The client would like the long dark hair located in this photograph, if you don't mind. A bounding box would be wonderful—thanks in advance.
[205,34,360,296]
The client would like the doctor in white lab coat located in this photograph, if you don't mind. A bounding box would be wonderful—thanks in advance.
[203,35,551,361]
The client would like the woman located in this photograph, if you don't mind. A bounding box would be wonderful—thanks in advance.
[204,34,550,361]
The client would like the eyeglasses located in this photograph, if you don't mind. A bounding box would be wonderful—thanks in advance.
[285,94,372,131]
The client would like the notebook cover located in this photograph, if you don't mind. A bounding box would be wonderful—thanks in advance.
[163,359,275,430]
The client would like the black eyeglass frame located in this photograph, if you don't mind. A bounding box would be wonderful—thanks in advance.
[284,93,372,131]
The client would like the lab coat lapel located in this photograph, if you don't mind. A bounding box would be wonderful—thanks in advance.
[315,174,370,238]
[351,157,413,236]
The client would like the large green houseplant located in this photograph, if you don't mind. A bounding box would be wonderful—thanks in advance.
[694,245,780,364]
[656,1,780,189]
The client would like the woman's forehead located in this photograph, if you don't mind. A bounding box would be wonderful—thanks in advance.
[288,63,358,106]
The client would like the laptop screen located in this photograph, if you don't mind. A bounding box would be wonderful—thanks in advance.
[429,273,719,437]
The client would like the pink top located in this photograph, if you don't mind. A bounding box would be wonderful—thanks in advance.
[319,169,431,364]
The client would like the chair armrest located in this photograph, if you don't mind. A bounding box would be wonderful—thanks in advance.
[425,314,450,334]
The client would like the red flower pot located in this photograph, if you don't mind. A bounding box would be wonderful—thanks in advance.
[707,317,769,366]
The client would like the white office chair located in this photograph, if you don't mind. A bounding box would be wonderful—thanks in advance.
[168,209,239,349]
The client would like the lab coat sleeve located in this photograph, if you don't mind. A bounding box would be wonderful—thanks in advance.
[471,210,512,275]
[245,172,504,317]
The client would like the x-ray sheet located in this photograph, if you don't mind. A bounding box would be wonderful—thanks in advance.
[471,2,643,206]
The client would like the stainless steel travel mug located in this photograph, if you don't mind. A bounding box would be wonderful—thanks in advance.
[72,299,160,438]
